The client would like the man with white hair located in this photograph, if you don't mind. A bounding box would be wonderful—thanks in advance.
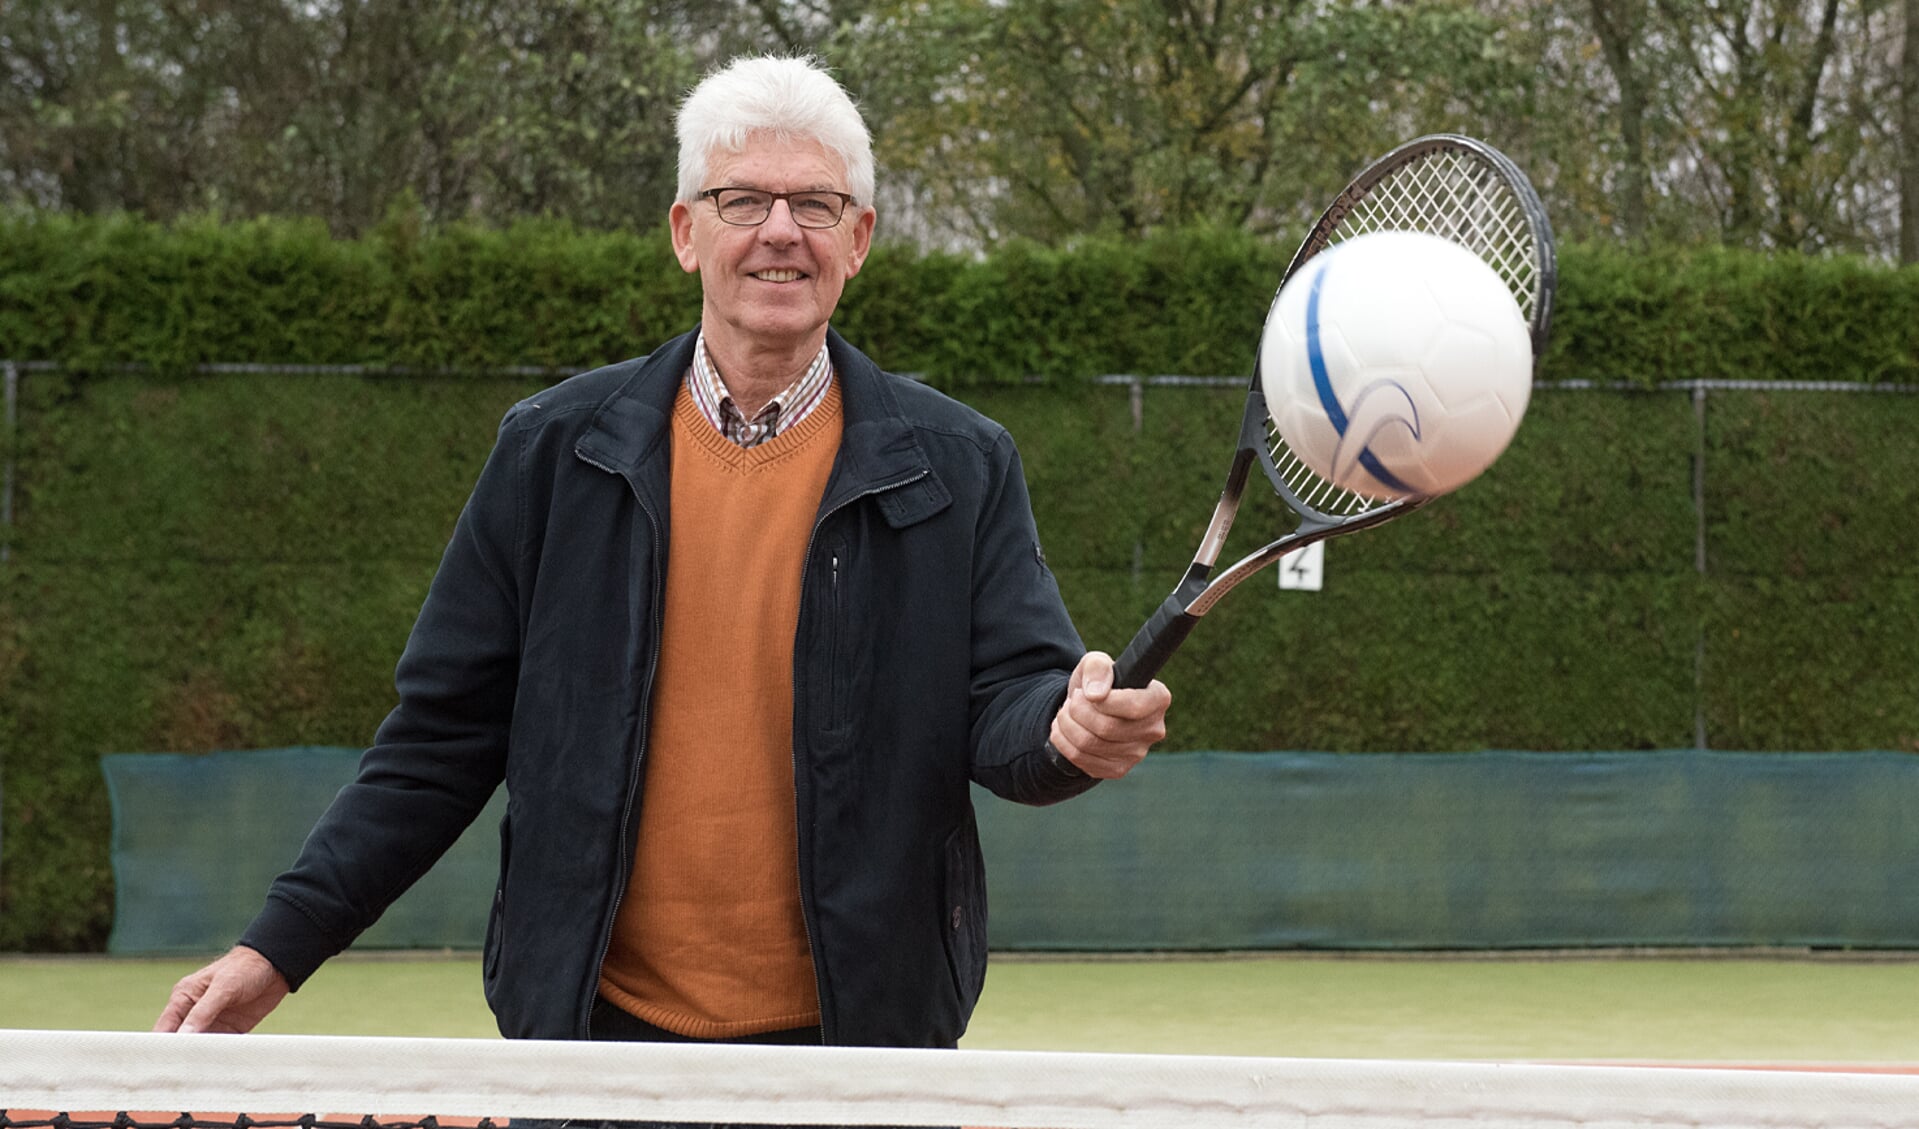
[156,55,1171,1050]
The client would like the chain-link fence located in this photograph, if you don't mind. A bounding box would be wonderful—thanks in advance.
[2,361,1917,755]
[5,359,1919,952]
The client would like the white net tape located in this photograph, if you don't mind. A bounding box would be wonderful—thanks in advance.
[6,1029,1919,1129]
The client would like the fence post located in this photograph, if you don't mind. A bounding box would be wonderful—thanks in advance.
[1692,383,1708,750]
[1131,376,1145,588]
[2,359,16,565]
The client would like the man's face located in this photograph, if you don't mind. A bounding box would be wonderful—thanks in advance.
[670,133,876,361]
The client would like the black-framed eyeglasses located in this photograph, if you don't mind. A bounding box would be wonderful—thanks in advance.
[698,187,857,229]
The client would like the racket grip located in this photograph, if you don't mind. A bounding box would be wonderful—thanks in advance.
[1112,595,1199,689]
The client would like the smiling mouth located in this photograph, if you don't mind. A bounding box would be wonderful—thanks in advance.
[752,269,805,283]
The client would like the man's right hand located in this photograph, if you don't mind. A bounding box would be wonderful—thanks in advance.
[153,945,291,1033]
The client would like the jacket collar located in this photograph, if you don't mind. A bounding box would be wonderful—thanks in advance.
[574,326,950,529]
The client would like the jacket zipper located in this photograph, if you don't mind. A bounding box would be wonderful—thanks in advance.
[578,451,667,1040]
[791,468,929,1044]
[828,552,841,727]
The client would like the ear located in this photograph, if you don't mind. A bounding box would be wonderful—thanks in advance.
[843,206,877,279]
[669,201,699,273]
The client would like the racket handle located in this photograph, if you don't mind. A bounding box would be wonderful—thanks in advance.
[1112,594,1199,689]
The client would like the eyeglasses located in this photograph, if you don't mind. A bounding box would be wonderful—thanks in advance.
[698,187,857,229]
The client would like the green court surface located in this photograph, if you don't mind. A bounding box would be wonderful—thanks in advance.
[4,952,1918,1063]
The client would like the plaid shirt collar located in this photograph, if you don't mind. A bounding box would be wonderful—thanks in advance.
[687,331,835,449]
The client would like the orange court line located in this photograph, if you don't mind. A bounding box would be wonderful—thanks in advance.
[1,1117,493,1128]
[1562,1062,1919,1074]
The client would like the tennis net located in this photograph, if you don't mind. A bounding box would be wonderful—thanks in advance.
[5,1028,1919,1129]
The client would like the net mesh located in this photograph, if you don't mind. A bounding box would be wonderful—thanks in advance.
[6,1029,1919,1129]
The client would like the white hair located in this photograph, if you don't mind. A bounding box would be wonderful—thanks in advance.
[675,55,875,206]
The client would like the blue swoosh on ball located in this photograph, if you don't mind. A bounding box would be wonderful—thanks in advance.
[1305,261,1420,497]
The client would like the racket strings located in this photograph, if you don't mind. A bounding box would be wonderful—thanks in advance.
[1338,151,1540,323]
[1262,418,1388,518]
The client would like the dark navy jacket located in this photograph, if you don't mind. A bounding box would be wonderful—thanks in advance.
[240,327,1096,1047]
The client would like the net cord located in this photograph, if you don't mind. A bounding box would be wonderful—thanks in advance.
[5,1029,1919,1129]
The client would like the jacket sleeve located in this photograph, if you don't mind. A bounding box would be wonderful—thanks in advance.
[238,408,530,988]
[965,430,1100,806]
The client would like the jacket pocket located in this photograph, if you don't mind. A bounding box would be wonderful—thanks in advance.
[482,812,512,990]
[940,818,989,1014]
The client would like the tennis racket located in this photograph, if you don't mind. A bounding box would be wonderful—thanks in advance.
[1107,133,1557,690]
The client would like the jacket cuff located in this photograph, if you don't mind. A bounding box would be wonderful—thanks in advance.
[237,893,349,991]
[1016,681,1100,805]
[1035,740,1101,801]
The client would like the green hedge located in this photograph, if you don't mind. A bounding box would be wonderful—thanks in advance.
[2,216,1917,951]
[8,212,1919,384]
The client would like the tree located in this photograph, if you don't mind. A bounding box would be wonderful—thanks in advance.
[1651,0,1888,251]
[1587,0,1657,240]
[424,0,700,230]
[4,0,1913,255]
[0,0,701,233]
[0,0,228,217]
[843,0,1530,246]
[1903,0,1919,262]
[1510,0,1905,253]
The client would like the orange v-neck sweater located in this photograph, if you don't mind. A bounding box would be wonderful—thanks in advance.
[597,379,842,1038]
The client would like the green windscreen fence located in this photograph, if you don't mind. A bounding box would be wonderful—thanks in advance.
[983,750,1919,950]
[105,748,1919,954]
[103,748,505,954]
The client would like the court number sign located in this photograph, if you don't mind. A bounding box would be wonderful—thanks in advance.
[1278,541,1324,591]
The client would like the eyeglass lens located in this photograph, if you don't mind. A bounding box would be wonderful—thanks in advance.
[711,189,846,228]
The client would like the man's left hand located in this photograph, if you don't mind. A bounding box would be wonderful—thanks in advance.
[1050,651,1171,779]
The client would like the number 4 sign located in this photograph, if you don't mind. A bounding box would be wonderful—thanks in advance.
[1278,540,1324,591]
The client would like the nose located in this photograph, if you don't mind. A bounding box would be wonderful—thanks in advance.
[758,198,804,242]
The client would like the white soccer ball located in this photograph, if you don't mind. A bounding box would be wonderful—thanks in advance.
[1259,229,1533,500]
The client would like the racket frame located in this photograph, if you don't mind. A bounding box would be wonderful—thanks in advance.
[1106,133,1555,691]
